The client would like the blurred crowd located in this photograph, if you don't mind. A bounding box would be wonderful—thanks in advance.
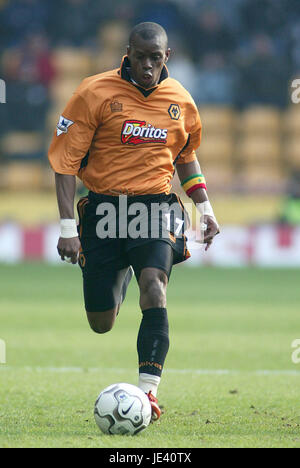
[0,0,299,147]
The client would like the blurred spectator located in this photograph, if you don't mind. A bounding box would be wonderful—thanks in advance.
[0,0,53,50]
[1,31,55,134]
[189,8,237,63]
[92,20,129,74]
[240,0,288,36]
[236,34,290,108]
[194,53,238,105]
[290,20,300,73]
[197,0,247,31]
[19,32,56,86]
[49,0,103,48]
[133,0,183,33]
[167,44,197,96]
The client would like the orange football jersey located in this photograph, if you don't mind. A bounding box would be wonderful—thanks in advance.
[48,56,202,195]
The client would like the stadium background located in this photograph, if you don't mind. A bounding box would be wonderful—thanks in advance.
[0,0,300,266]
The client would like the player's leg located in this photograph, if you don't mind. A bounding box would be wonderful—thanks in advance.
[137,266,170,420]
[87,308,118,334]
[83,263,132,334]
[127,241,173,419]
[138,266,168,310]
[119,266,134,307]
[77,196,133,334]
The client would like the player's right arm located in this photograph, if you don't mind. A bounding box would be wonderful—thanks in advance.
[55,173,81,264]
[48,82,100,263]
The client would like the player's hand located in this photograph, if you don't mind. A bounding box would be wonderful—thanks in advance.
[202,215,220,251]
[57,236,81,264]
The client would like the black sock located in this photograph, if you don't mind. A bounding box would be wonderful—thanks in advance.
[137,308,170,377]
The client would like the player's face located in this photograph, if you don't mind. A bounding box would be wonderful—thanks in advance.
[127,36,170,89]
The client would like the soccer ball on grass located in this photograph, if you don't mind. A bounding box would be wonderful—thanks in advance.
[94,383,152,435]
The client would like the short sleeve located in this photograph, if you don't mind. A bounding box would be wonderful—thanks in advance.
[48,92,99,175]
[176,102,202,165]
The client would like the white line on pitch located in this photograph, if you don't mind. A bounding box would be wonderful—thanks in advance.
[0,366,300,376]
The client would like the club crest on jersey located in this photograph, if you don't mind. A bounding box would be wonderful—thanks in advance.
[56,115,74,136]
[168,104,181,120]
[121,120,168,145]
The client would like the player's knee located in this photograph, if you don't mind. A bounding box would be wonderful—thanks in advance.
[89,321,113,334]
[86,308,117,334]
[139,270,167,306]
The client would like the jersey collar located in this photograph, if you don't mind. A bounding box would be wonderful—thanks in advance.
[119,55,169,97]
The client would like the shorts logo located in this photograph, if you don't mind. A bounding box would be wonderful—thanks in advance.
[56,115,74,136]
[79,252,86,268]
[121,120,168,145]
[168,104,180,120]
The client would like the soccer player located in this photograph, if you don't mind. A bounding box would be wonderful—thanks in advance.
[48,22,219,421]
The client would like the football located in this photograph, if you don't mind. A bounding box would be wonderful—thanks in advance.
[94,383,152,435]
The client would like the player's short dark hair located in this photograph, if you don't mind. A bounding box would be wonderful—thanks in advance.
[129,22,168,49]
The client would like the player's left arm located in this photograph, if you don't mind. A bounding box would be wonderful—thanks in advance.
[176,159,220,250]
[175,100,219,249]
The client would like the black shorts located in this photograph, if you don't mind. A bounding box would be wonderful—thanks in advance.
[77,192,190,312]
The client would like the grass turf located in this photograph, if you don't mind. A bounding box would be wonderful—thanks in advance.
[0,263,300,448]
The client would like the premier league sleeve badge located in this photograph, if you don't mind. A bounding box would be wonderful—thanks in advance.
[56,115,74,136]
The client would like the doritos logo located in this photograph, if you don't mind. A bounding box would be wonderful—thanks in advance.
[121,120,168,145]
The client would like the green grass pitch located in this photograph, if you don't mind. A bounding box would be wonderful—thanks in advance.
[0,263,300,448]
